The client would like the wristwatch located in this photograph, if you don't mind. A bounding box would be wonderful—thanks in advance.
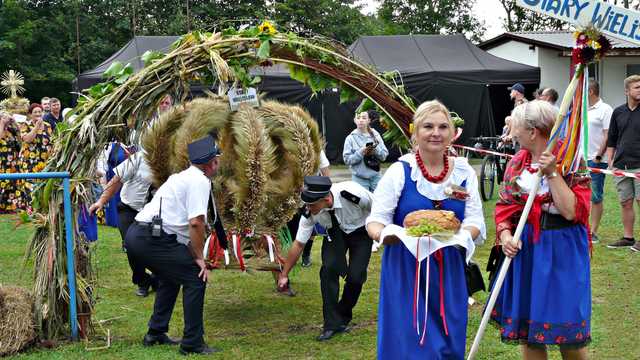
[546,171,558,179]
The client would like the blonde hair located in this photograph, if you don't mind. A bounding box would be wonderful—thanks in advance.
[624,75,640,89]
[411,100,452,147]
[413,100,452,128]
[511,100,557,137]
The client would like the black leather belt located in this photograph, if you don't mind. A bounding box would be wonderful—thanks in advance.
[540,212,574,230]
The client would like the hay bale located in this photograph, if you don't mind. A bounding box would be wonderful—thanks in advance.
[0,286,37,356]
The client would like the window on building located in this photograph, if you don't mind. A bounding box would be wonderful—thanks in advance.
[627,64,640,77]
[588,62,599,81]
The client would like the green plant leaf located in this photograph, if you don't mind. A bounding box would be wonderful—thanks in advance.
[141,50,164,67]
[339,86,358,104]
[103,61,124,79]
[250,76,262,85]
[257,40,270,59]
[243,26,260,37]
[222,27,238,36]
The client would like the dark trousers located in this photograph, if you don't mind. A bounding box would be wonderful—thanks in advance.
[125,223,206,349]
[320,227,372,331]
[302,239,314,258]
[116,202,155,288]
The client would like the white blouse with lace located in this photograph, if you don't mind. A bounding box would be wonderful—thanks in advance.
[366,153,487,244]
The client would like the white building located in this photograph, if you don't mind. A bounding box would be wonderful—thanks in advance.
[480,31,640,107]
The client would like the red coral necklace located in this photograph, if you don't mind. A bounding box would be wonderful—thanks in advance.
[523,153,538,174]
[415,151,449,183]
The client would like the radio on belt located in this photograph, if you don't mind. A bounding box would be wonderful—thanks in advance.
[152,198,163,238]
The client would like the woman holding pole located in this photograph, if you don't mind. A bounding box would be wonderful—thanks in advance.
[490,100,591,359]
[366,100,485,359]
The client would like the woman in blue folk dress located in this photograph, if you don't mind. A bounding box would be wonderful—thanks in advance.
[366,100,486,359]
[491,100,591,359]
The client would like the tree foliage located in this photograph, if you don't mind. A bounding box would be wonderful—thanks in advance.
[272,0,376,45]
[0,0,495,102]
[378,0,486,42]
[499,0,566,32]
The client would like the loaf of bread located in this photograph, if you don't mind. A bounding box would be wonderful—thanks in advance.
[403,209,461,236]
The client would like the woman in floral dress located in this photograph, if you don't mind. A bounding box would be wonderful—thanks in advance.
[0,111,25,212]
[18,103,53,208]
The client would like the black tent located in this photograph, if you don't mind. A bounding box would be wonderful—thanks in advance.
[73,36,179,92]
[74,34,540,162]
[254,35,541,160]
[348,35,540,145]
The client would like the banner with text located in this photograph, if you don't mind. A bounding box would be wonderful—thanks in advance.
[516,0,640,46]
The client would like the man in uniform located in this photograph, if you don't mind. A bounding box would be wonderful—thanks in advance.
[278,176,374,341]
[125,134,221,355]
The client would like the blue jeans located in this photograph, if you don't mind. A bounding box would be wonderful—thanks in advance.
[351,173,381,192]
[588,160,607,204]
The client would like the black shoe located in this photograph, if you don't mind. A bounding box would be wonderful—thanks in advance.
[143,333,180,346]
[179,344,221,355]
[301,256,312,268]
[316,326,349,341]
[135,285,150,297]
[607,237,635,249]
[591,233,600,244]
[150,276,159,292]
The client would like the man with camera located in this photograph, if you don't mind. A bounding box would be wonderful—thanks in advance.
[124,134,221,355]
[278,176,374,341]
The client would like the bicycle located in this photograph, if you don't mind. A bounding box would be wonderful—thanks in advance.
[470,136,513,201]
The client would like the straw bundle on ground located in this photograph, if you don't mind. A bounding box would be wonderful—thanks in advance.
[0,286,36,356]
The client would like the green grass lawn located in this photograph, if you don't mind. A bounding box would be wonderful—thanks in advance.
[2,177,640,359]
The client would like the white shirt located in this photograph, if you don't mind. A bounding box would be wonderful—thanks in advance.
[319,150,330,172]
[515,164,560,214]
[366,154,486,244]
[136,166,211,245]
[587,99,613,161]
[295,181,373,244]
[113,151,153,211]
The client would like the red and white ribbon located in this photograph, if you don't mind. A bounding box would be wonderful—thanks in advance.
[231,234,239,261]
[231,233,246,271]
[452,144,515,159]
[588,167,640,180]
[453,144,640,180]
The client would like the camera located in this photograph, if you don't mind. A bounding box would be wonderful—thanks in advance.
[151,215,162,237]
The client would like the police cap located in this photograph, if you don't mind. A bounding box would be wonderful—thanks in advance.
[188,135,220,164]
[301,176,332,203]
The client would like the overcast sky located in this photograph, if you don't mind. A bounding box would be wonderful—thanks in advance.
[358,0,507,41]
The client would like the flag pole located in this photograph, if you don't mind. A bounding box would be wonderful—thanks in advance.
[467,64,584,360]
